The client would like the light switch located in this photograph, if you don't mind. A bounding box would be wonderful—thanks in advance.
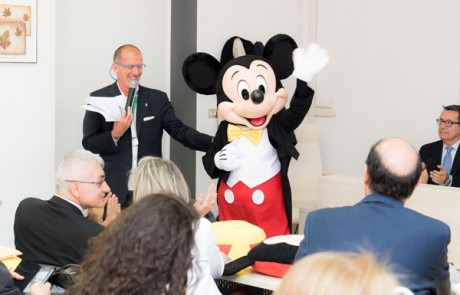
[208,109,217,118]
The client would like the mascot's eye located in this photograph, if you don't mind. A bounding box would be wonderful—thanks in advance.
[256,76,267,94]
[237,81,250,100]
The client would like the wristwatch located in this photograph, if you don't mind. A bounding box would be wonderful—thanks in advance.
[444,175,453,186]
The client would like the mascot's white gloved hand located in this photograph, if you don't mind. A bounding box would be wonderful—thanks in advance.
[214,142,244,171]
[292,43,329,82]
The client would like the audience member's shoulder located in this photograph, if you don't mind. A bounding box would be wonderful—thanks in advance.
[405,207,450,234]
[420,139,442,151]
[18,197,46,207]
[195,218,213,234]
[311,205,353,216]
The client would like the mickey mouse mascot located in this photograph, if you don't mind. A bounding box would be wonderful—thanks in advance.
[183,34,328,237]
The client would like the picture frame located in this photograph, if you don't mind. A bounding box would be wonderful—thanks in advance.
[0,0,36,63]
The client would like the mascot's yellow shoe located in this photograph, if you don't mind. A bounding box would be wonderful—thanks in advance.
[211,220,266,275]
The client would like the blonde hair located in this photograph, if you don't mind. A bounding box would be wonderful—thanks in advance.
[129,156,190,203]
[276,252,400,295]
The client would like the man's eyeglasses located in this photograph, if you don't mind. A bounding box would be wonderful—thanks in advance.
[115,62,146,70]
[436,118,460,127]
[65,179,106,188]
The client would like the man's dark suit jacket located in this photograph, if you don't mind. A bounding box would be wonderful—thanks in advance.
[295,193,451,295]
[419,139,460,187]
[0,262,20,295]
[14,196,102,267]
[82,82,212,207]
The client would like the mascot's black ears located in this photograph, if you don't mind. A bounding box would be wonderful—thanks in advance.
[182,52,222,95]
[182,34,298,96]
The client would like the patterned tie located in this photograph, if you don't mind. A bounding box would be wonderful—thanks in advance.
[442,146,453,174]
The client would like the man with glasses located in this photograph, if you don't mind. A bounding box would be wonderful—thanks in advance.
[82,44,212,208]
[14,150,120,267]
[419,105,460,187]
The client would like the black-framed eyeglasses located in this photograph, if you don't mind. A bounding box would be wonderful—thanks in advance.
[436,118,460,127]
[115,62,146,70]
[65,179,106,188]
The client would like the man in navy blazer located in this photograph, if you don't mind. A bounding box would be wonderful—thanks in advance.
[83,44,212,207]
[295,138,451,295]
[419,105,460,188]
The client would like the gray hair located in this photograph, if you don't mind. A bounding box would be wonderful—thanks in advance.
[56,150,104,193]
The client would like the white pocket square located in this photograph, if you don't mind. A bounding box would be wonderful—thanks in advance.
[143,116,155,122]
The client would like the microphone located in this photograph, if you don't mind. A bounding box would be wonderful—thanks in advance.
[125,79,138,110]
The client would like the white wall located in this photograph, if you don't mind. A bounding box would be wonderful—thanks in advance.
[315,0,460,176]
[0,1,56,247]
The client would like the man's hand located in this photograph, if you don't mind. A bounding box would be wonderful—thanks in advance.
[194,183,217,218]
[29,282,51,295]
[88,193,120,227]
[429,165,449,185]
[9,270,24,280]
[112,107,133,140]
[101,194,121,227]
[419,162,429,184]
[87,206,104,224]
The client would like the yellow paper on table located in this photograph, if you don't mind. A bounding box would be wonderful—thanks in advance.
[1,256,22,271]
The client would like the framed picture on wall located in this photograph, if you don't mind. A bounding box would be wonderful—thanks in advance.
[0,0,36,63]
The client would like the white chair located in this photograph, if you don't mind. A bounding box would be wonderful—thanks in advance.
[288,122,322,233]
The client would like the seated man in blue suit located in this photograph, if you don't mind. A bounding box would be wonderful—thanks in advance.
[295,137,451,295]
[419,105,460,187]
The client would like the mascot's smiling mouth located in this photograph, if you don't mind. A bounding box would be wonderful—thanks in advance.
[249,116,266,127]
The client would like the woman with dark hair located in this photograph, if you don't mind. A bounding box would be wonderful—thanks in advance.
[66,193,198,295]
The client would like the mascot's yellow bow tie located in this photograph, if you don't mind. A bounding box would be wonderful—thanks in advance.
[227,124,263,145]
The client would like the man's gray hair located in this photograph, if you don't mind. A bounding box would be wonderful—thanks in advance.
[56,150,104,192]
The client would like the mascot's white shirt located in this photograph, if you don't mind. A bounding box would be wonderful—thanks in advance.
[227,128,281,188]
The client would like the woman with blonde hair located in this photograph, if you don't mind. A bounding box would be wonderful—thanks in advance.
[276,251,413,295]
[128,156,224,295]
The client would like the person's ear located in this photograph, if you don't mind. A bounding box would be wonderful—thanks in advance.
[111,63,118,75]
[363,164,371,195]
[363,164,369,184]
[69,182,80,198]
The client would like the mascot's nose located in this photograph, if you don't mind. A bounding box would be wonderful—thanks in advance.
[251,89,264,104]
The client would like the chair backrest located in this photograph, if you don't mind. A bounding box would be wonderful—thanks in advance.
[289,123,322,227]
[289,123,323,203]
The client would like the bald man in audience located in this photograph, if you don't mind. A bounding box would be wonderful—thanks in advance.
[14,150,120,267]
[295,138,451,295]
